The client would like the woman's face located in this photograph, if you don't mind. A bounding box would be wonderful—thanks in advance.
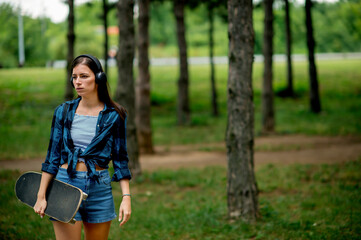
[72,64,98,98]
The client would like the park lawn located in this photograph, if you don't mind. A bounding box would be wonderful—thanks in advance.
[0,59,361,160]
[1,159,360,239]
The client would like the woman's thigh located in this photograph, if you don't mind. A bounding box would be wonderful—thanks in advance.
[52,221,82,240]
[83,221,112,240]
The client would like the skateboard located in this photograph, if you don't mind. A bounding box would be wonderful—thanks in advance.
[15,171,88,224]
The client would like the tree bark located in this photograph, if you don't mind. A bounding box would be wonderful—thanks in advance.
[305,0,321,113]
[102,0,109,74]
[115,0,141,177]
[136,0,154,154]
[174,0,190,125]
[208,6,219,117]
[227,0,259,221]
[65,0,75,101]
[262,0,275,133]
[284,0,294,96]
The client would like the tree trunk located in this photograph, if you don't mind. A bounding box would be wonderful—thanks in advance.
[284,0,294,96]
[136,0,154,154]
[115,0,141,177]
[65,0,75,101]
[102,0,109,74]
[305,0,321,113]
[174,0,190,125]
[262,0,275,133]
[227,0,259,221]
[208,6,219,117]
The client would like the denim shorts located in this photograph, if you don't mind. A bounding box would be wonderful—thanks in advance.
[51,167,117,223]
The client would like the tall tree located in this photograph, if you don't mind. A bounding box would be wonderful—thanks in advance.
[305,0,321,113]
[284,0,294,96]
[188,0,224,117]
[115,0,141,177]
[102,0,109,74]
[65,0,75,100]
[226,0,259,221]
[136,0,154,154]
[262,0,275,133]
[207,2,219,117]
[174,0,190,125]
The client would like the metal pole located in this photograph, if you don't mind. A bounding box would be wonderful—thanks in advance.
[18,6,25,67]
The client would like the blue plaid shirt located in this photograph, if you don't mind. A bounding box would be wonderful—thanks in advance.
[41,98,131,181]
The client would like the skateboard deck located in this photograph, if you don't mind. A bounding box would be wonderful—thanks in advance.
[15,171,87,224]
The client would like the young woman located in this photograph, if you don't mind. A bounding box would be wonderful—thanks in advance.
[34,54,131,240]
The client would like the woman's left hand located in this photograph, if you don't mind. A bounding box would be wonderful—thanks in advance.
[119,196,131,226]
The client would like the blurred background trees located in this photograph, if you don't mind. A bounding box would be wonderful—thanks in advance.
[136,0,154,153]
[0,3,52,68]
[115,0,141,177]
[65,0,75,100]
[1,0,361,68]
[174,0,190,126]
[262,0,275,133]
[282,0,294,97]
[305,0,322,113]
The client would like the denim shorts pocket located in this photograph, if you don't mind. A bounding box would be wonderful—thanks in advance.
[57,176,71,184]
[101,176,111,186]
[55,169,71,184]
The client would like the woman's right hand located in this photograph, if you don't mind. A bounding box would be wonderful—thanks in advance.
[34,172,54,218]
[34,197,47,218]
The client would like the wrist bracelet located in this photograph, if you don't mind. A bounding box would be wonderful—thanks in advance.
[122,194,131,197]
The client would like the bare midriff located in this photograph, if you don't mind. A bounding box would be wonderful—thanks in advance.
[61,162,105,172]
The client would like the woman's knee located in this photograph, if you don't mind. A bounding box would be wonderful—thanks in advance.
[52,221,82,240]
[83,221,112,240]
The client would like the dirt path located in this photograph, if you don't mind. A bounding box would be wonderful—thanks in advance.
[1,135,361,172]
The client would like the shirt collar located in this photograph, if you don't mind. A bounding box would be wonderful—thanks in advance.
[65,97,114,113]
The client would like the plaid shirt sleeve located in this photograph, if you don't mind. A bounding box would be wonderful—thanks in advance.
[111,114,132,181]
[41,104,64,175]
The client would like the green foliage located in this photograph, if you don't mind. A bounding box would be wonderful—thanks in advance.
[0,3,53,67]
[0,3,18,68]
[1,159,361,239]
[44,21,67,60]
[150,1,177,46]
[2,0,361,67]
[308,1,361,53]
[75,0,105,57]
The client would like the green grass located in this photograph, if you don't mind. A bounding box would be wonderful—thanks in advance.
[0,59,361,160]
[2,159,360,239]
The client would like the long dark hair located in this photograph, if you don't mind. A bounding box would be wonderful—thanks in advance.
[71,56,127,120]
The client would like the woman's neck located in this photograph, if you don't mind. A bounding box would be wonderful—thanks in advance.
[77,96,104,116]
[79,95,102,109]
